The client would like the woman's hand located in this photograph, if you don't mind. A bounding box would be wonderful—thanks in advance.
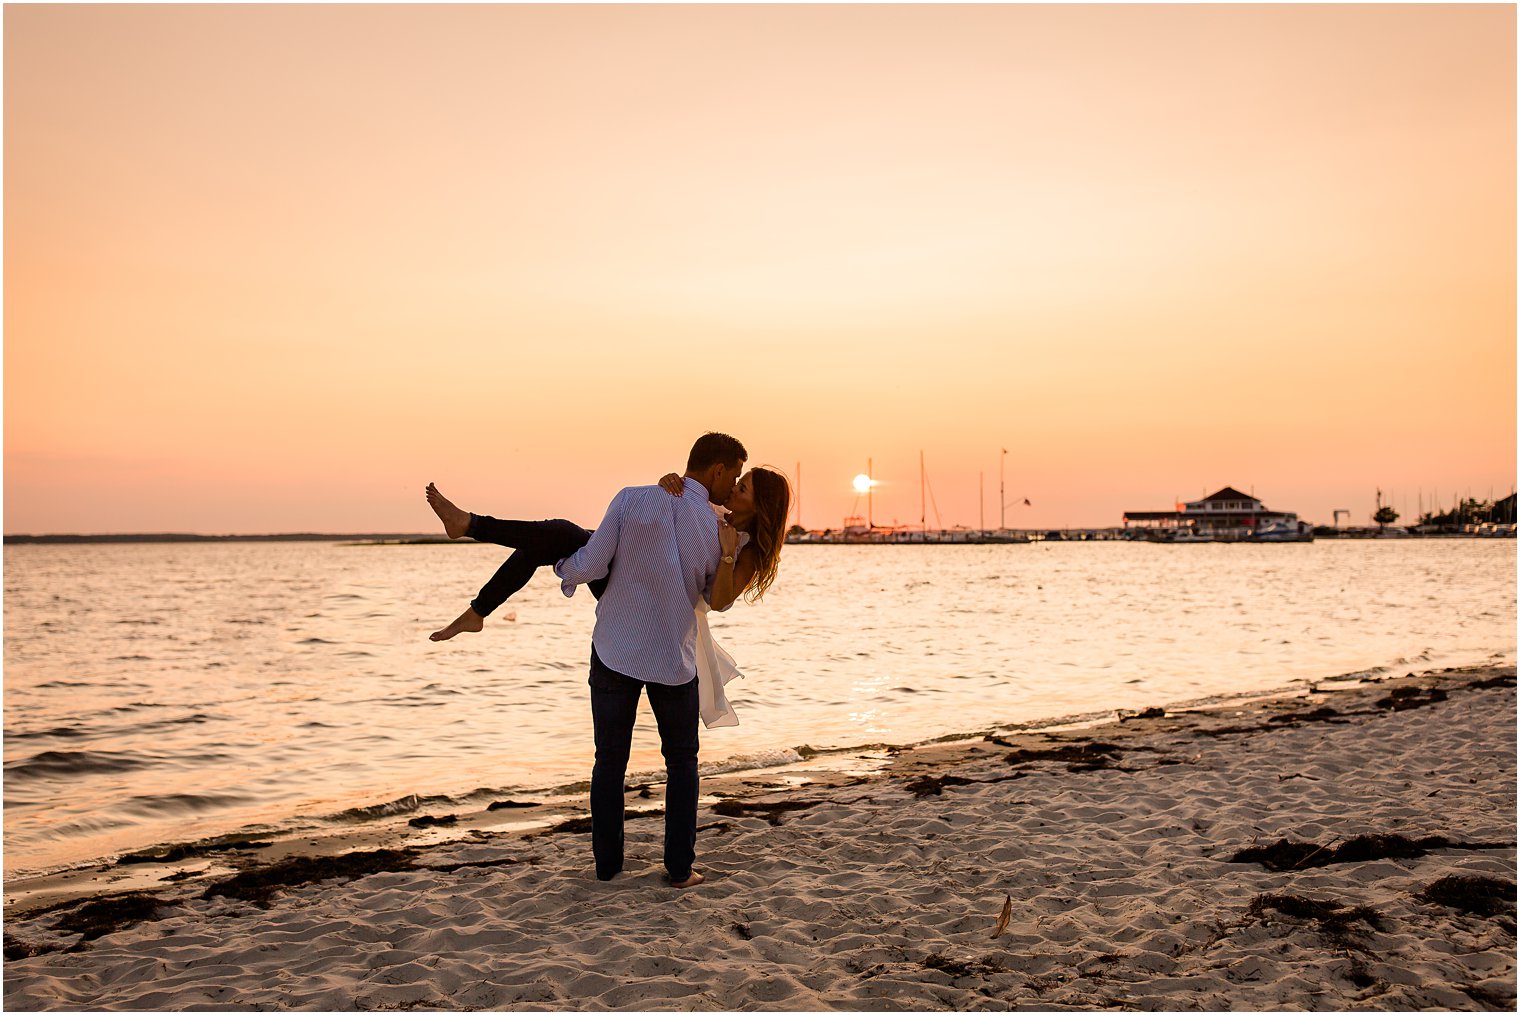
[718,520,740,557]
[658,473,684,496]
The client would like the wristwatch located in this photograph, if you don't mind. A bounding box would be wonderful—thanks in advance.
[722,555,735,564]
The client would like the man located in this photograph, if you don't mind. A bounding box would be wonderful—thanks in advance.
[554,431,746,888]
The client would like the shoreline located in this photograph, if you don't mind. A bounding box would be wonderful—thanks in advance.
[4,657,1476,906]
[5,663,1514,1010]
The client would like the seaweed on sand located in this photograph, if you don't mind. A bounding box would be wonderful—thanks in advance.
[1417,875,1518,919]
[1229,833,1514,872]
[1374,686,1449,711]
[10,891,186,955]
[902,772,1028,797]
[999,741,1153,771]
[923,951,1005,977]
[115,839,273,866]
[1245,893,1386,988]
[1246,893,1385,935]
[200,848,422,908]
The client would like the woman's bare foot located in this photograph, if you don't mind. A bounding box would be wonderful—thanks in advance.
[430,607,484,642]
[670,871,705,889]
[425,483,472,540]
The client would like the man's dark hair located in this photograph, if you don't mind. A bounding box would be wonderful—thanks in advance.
[687,432,747,472]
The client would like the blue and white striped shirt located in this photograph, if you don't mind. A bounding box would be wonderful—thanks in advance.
[553,478,725,685]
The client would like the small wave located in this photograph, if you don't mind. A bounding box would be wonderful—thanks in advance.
[321,792,455,824]
[298,638,339,645]
[34,680,100,689]
[111,655,154,662]
[695,748,804,778]
[119,791,252,819]
[6,725,89,740]
[5,749,156,781]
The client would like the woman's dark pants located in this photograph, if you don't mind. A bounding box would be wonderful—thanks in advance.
[588,647,700,882]
[464,515,607,613]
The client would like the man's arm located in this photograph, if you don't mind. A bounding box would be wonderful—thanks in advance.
[553,490,625,597]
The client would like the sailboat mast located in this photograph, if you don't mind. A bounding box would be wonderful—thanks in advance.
[1000,449,1007,531]
[868,458,874,529]
[796,461,802,529]
[920,450,926,530]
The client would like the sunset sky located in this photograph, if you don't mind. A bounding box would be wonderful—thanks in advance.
[5,4,1514,534]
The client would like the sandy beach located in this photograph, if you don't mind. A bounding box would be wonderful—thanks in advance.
[4,664,1514,1011]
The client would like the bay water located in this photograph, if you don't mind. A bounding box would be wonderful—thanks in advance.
[4,539,1514,878]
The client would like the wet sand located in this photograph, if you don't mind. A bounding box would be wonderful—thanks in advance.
[4,664,1515,1011]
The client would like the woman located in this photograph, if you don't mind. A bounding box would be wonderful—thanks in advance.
[424,468,790,643]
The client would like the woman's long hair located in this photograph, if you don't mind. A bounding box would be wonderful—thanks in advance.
[744,466,792,602]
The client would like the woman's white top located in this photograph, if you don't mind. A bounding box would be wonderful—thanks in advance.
[696,529,748,729]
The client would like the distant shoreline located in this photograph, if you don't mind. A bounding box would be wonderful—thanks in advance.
[1,533,438,545]
[4,530,1513,545]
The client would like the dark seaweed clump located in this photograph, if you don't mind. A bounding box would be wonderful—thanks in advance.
[200,848,420,908]
[923,952,1004,977]
[1230,833,1513,872]
[116,840,272,866]
[1268,706,1352,725]
[1374,686,1448,711]
[1247,893,1385,935]
[1417,875,1517,919]
[1001,742,1143,771]
[1467,673,1516,690]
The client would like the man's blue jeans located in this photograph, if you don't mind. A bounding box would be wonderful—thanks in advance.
[588,647,700,882]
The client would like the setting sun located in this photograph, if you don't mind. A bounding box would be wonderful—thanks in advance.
[852,474,874,495]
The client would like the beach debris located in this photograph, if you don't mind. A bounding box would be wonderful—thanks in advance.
[1416,875,1517,919]
[1119,707,1166,722]
[710,799,826,826]
[1000,741,1146,772]
[115,839,273,866]
[1268,706,1354,725]
[1246,893,1385,934]
[992,894,1012,939]
[732,921,754,940]
[1229,833,1515,872]
[903,774,979,797]
[48,892,181,945]
[200,848,421,908]
[485,799,540,811]
[407,814,459,828]
[1374,686,1449,711]
[4,933,51,961]
[923,952,1004,978]
[1466,673,1517,690]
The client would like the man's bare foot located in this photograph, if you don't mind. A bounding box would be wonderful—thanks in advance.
[430,607,484,642]
[425,483,472,540]
[670,871,705,889]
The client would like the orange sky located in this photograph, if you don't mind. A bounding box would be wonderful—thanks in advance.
[5,4,1515,534]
